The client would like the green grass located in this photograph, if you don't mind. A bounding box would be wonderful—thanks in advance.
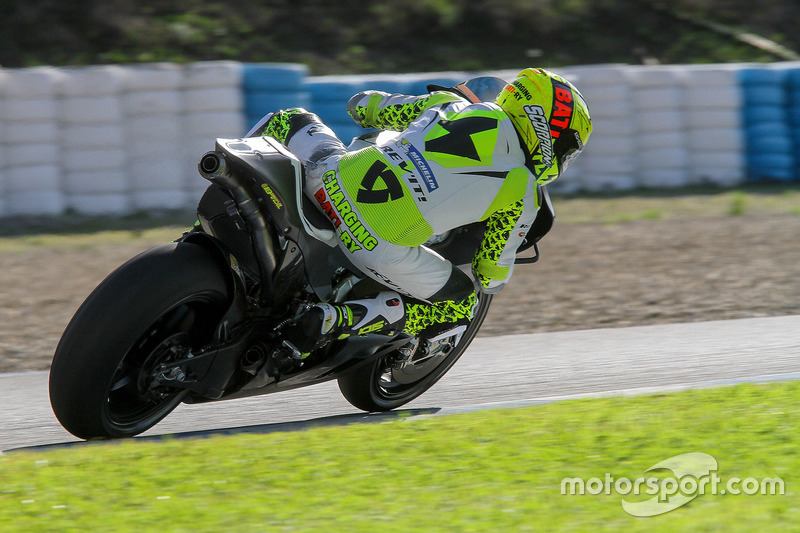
[551,184,800,225]
[728,191,748,216]
[0,209,196,237]
[0,227,190,253]
[0,211,195,252]
[1,381,798,531]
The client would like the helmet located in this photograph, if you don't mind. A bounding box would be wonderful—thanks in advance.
[496,68,592,182]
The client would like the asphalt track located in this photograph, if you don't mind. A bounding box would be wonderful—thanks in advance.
[2,315,799,452]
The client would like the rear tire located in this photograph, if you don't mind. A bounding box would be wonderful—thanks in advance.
[338,294,492,412]
[49,242,231,439]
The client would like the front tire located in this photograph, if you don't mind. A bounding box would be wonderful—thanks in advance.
[338,294,492,412]
[49,242,231,439]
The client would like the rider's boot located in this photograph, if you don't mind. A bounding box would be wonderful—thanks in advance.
[283,291,406,355]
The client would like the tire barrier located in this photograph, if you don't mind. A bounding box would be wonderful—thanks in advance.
[559,65,638,192]
[183,62,246,202]
[120,64,186,211]
[305,72,464,146]
[2,67,65,215]
[62,65,129,214]
[682,66,744,187]
[630,67,690,189]
[0,142,5,218]
[306,78,367,144]
[739,67,793,182]
[0,61,798,217]
[242,63,309,132]
[787,68,800,180]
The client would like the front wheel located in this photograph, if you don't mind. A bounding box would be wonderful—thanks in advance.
[49,242,231,440]
[337,294,492,412]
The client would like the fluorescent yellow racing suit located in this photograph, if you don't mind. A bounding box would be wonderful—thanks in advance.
[260,89,549,336]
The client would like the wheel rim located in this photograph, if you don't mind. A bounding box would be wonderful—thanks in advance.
[385,339,456,385]
[372,331,459,403]
[369,296,491,404]
[102,298,215,434]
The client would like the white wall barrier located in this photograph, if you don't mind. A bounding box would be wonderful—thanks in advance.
[629,66,690,188]
[562,65,638,193]
[0,62,247,217]
[121,63,183,211]
[0,61,795,218]
[2,67,65,216]
[0,69,6,218]
[61,65,129,214]
[182,61,245,203]
[682,65,744,186]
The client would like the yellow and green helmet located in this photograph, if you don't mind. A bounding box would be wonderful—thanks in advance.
[495,68,592,182]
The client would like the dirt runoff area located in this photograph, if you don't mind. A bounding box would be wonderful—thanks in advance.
[1,213,799,374]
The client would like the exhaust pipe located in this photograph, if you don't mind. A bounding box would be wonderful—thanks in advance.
[198,151,228,180]
[197,148,278,306]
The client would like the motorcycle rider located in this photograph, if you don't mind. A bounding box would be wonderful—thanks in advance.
[257,68,592,354]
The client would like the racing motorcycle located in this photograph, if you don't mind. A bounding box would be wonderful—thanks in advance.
[49,77,555,440]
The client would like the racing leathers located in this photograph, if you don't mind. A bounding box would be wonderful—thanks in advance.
[259,89,549,345]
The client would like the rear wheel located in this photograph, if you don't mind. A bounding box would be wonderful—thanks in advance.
[49,242,231,439]
[337,294,492,412]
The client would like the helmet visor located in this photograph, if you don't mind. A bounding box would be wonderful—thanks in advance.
[554,128,584,174]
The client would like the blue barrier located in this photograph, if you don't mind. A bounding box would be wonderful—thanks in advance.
[243,63,306,91]
[742,104,784,123]
[406,76,464,95]
[305,78,417,141]
[244,92,312,130]
[745,135,793,154]
[305,80,364,141]
[738,68,786,85]
[741,85,786,107]
[787,69,800,179]
[747,153,795,181]
[308,100,352,125]
[307,80,362,101]
[740,68,795,182]
[305,75,466,142]
[242,63,311,130]
[745,122,791,139]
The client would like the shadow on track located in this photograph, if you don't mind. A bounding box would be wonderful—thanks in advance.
[6,407,442,453]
